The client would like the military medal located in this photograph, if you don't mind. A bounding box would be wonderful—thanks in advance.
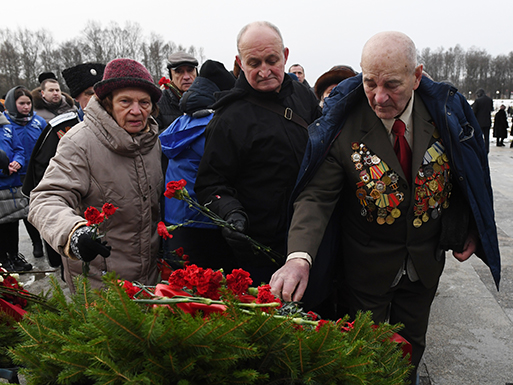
[350,137,452,228]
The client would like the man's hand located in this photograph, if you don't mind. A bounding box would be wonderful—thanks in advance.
[270,258,310,302]
[222,211,250,252]
[452,233,478,262]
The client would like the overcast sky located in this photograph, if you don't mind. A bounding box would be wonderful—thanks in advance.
[3,0,510,86]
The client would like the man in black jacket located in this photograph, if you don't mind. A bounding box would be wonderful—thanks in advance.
[195,21,321,284]
[472,88,494,153]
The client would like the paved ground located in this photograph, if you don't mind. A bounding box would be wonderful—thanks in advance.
[5,138,513,384]
[419,139,513,384]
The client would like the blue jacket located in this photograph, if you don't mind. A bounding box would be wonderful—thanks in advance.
[294,73,501,289]
[4,112,46,176]
[160,77,219,228]
[0,115,25,189]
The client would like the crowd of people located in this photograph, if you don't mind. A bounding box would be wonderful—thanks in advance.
[0,21,503,384]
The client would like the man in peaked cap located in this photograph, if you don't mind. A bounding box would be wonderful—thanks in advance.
[62,62,105,119]
[156,51,199,132]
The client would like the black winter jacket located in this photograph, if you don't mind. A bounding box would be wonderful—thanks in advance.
[195,72,321,265]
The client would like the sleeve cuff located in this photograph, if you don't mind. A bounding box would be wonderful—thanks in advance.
[286,251,312,268]
[65,221,88,260]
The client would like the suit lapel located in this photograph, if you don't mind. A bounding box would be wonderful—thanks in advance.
[359,106,406,182]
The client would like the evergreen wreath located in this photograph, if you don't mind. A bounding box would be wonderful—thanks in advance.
[7,270,412,384]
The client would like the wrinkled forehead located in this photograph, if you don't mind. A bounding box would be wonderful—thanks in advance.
[238,25,284,54]
[361,33,416,75]
[362,50,415,80]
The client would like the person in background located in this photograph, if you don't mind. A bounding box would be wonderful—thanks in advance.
[472,88,494,153]
[0,111,32,272]
[28,58,163,292]
[493,104,508,147]
[195,21,320,284]
[23,63,105,269]
[160,59,236,270]
[156,52,199,132]
[3,86,46,258]
[32,73,76,123]
[62,63,106,119]
[314,65,358,108]
[288,64,310,87]
[270,31,500,384]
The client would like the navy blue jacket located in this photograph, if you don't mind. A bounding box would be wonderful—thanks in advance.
[294,74,500,289]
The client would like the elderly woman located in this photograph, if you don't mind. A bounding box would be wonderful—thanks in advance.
[28,58,163,291]
[313,65,357,108]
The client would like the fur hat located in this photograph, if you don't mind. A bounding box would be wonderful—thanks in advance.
[314,65,358,100]
[167,52,198,70]
[38,72,57,84]
[62,63,106,98]
[199,60,235,91]
[94,58,162,103]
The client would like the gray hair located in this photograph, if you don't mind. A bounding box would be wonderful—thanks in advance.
[236,21,284,54]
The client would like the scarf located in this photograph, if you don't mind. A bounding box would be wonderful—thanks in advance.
[4,86,33,126]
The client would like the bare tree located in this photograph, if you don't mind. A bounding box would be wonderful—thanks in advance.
[141,33,174,82]
[16,28,43,90]
[465,47,491,96]
[81,21,108,63]
[59,39,84,70]
[0,29,22,96]
[491,54,510,98]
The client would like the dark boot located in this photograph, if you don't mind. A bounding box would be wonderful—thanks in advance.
[45,241,62,268]
[0,253,16,272]
[7,252,32,272]
[24,219,44,258]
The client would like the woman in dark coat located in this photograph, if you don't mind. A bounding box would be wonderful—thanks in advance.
[493,104,508,146]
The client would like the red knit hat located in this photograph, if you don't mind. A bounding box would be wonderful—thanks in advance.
[94,58,162,103]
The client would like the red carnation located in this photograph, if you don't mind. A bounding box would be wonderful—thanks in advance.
[256,284,282,311]
[102,203,118,218]
[175,247,184,257]
[307,311,319,321]
[1,275,28,308]
[164,179,187,199]
[315,319,330,332]
[339,320,355,333]
[121,280,139,299]
[195,268,223,300]
[226,269,253,296]
[84,206,103,225]
[157,221,172,240]
[168,269,188,289]
[159,76,171,88]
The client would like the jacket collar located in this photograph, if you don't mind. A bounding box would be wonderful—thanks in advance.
[84,97,159,158]
[211,71,293,109]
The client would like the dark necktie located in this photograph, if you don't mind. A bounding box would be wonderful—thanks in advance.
[392,119,412,184]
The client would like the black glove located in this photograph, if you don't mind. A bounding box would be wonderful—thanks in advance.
[0,150,9,174]
[222,211,251,252]
[70,226,111,262]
